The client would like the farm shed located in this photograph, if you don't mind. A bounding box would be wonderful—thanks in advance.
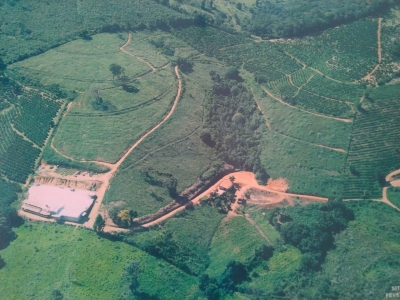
[22,185,95,222]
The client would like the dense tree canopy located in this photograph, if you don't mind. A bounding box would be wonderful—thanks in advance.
[248,0,393,38]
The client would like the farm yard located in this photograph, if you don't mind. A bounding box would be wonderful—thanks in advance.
[1,2,400,300]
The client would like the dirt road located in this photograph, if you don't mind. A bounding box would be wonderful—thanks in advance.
[21,66,183,232]
[120,33,156,72]
[142,171,327,227]
[85,65,182,230]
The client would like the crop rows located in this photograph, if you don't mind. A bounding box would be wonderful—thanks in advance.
[290,68,314,86]
[266,76,298,98]
[213,43,301,82]
[0,108,16,153]
[282,19,378,81]
[343,86,400,198]
[12,91,61,146]
[0,110,40,183]
[302,73,365,103]
[284,90,352,118]
[172,26,248,55]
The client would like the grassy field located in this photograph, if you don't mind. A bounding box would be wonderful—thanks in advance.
[244,205,282,245]
[387,187,400,208]
[66,68,175,113]
[126,30,200,64]
[248,77,353,150]
[9,33,150,92]
[260,128,347,197]
[130,205,224,275]
[206,216,267,278]
[9,33,183,163]
[52,87,175,163]
[0,223,198,300]
[104,60,223,215]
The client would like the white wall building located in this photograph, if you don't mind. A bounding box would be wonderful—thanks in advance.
[22,185,95,223]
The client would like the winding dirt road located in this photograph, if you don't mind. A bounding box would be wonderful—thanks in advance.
[21,66,182,232]
[120,33,156,72]
[142,171,328,227]
[85,65,182,230]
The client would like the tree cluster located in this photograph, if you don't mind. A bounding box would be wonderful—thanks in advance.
[199,244,274,299]
[248,0,393,38]
[276,199,354,272]
[203,69,268,182]
[199,185,236,213]
[0,179,22,250]
[108,207,138,228]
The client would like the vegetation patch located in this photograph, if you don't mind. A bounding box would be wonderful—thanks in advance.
[125,205,224,276]
[206,216,267,278]
[344,85,400,199]
[0,223,198,300]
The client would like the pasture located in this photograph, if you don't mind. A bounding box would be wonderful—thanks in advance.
[9,33,150,92]
[249,78,353,150]
[52,87,175,163]
[0,223,198,300]
[206,216,267,278]
[125,30,200,64]
[104,60,223,215]
[129,205,224,275]
[387,187,400,208]
[12,32,182,163]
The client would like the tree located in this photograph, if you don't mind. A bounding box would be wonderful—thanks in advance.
[173,57,193,73]
[229,176,235,183]
[376,171,386,187]
[109,64,125,81]
[225,67,240,80]
[78,30,91,40]
[119,209,130,224]
[124,260,142,292]
[51,289,64,300]
[128,209,138,224]
[87,84,105,109]
[93,214,105,232]
[0,255,5,269]
[0,58,6,75]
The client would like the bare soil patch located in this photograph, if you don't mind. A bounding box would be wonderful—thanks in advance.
[266,177,289,192]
